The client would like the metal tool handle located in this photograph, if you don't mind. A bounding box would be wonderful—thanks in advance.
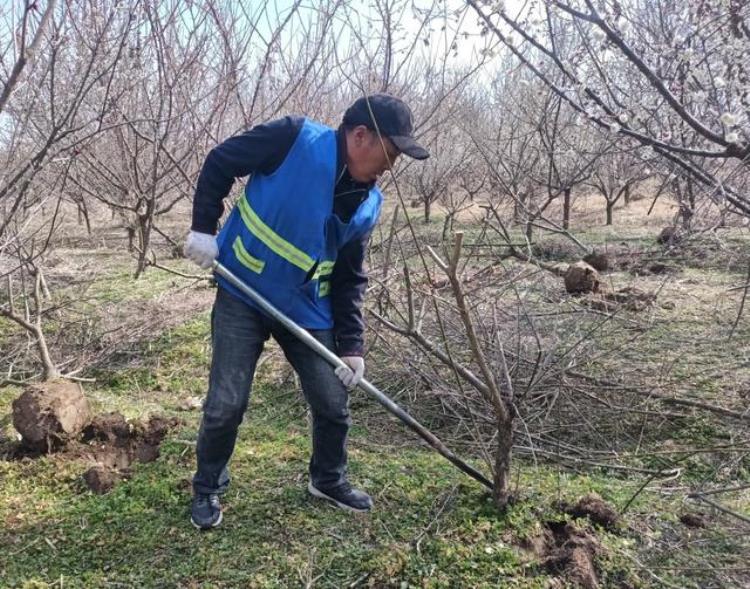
[212,261,494,490]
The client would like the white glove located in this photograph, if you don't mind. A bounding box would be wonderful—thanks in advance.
[335,356,365,389]
[184,230,218,269]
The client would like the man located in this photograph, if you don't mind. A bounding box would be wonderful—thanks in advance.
[184,94,429,529]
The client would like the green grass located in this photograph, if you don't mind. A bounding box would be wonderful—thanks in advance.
[2,213,750,587]
[0,386,640,588]
[1,347,744,588]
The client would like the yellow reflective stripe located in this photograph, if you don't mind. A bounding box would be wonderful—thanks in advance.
[313,260,336,279]
[319,281,330,297]
[233,237,265,274]
[237,196,315,272]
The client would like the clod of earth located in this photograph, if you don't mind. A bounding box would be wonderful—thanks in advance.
[80,413,181,493]
[564,261,601,294]
[680,512,708,528]
[83,413,179,465]
[583,251,610,273]
[657,226,683,245]
[525,520,602,589]
[83,465,123,494]
[83,412,132,442]
[564,492,619,529]
[12,381,91,450]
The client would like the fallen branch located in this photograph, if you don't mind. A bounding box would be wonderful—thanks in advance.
[687,492,750,525]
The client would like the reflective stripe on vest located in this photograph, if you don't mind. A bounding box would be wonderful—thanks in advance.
[313,260,335,279]
[237,195,316,272]
[232,237,265,274]
[238,193,337,283]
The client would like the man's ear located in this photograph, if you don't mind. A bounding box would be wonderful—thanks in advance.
[352,125,370,146]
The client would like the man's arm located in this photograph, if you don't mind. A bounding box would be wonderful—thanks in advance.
[330,231,372,357]
[191,116,304,234]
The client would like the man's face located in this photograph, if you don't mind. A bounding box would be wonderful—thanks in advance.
[345,126,401,183]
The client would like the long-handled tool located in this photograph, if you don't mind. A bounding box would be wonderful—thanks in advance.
[213,261,494,490]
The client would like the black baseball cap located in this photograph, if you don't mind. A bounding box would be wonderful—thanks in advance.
[342,94,429,160]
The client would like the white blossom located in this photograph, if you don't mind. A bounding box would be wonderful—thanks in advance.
[616,16,630,32]
[618,113,629,124]
[720,112,737,126]
[725,132,739,143]
[609,123,621,134]
[714,77,726,88]
[592,28,606,42]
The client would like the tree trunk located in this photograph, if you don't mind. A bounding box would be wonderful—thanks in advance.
[37,324,60,381]
[562,188,571,230]
[442,213,453,240]
[134,210,153,278]
[681,180,695,230]
[126,226,135,252]
[623,184,631,206]
[606,200,614,225]
[492,416,513,509]
[423,198,431,223]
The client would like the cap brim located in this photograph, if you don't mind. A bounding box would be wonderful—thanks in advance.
[390,135,430,160]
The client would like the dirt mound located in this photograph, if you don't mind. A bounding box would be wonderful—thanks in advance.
[582,252,609,272]
[525,520,602,589]
[564,262,601,294]
[7,403,181,493]
[12,381,91,450]
[83,412,131,441]
[565,493,619,529]
[78,413,181,493]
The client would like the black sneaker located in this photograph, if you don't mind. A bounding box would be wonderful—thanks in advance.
[191,493,223,530]
[308,482,373,513]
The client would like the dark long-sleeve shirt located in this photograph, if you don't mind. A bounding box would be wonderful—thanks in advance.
[191,116,374,356]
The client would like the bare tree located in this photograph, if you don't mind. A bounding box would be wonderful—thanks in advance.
[466,0,750,218]
[0,0,134,381]
[586,145,650,225]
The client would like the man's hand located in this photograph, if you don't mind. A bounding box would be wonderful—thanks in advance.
[335,356,365,389]
[184,231,218,269]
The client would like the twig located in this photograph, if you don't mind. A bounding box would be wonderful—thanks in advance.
[612,547,686,589]
[513,445,681,477]
[695,483,750,496]
[687,493,750,525]
[568,370,750,423]
[412,485,458,554]
[144,250,212,280]
[620,472,662,516]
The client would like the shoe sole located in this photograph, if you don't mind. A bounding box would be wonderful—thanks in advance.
[307,482,372,513]
[190,510,223,530]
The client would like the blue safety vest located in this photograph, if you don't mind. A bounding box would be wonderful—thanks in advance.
[215,119,383,328]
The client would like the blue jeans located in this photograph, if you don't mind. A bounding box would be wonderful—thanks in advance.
[192,287,351,495]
